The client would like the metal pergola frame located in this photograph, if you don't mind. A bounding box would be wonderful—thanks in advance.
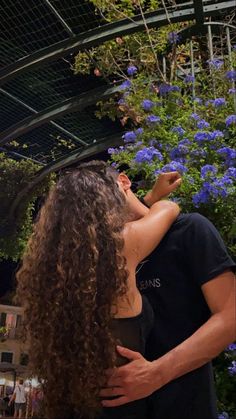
[1,0,235,227]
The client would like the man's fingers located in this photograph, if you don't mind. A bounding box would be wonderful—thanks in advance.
[116,345,142,360]
[100,386,124,398]
[102,396,130,408]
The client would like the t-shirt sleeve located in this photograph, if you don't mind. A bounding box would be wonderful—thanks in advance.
[184,213,236,286]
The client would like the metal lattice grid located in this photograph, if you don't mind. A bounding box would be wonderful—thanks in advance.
[0,0,101,67]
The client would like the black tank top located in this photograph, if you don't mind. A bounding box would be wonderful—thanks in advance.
[69,296,154,419]
[98,295,154,419]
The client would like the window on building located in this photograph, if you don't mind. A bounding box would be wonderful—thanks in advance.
[1,352,13,363]
[0,313,6,327]
[20,353,29,366]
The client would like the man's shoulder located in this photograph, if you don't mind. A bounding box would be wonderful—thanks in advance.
[172,212,210,231]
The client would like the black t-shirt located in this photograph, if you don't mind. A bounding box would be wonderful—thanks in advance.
[136,213,235,419]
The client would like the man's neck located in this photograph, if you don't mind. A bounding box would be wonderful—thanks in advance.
[126,190,149,221]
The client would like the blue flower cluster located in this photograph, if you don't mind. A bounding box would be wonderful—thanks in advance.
[168,31,180,44]
[197,119,210,129]
[207,58,224,69]
[226,115,236,127]
[201,165,218,179]
[217,147,236,166]
[172,126,185,136]
[225,70,236,81]
[142,99,154,111]
[162,161,188,174]
[193,172,234,206]
[146,115,161,125]
[170,144,189,160]
[213,98,226,107]
[184,75,195,84]
[218,412,229,419]
[226,343,236,351]
[194,131,211,143]
[122,131,137,143]
[159,83,180,96]
[228,360,236,376]
[135,147,163,163]
[119,79,132,91]
[190,113,200,120]
[127,65,138,76]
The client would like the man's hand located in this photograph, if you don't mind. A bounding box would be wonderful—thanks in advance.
[100,346,157,407]
[144,172,182,206]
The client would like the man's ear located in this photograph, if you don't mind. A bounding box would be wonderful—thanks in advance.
[117,173,132,192]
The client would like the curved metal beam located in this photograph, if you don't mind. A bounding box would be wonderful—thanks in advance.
[0,2,196,86]
[7,133,123,225]
[0,84,120,146]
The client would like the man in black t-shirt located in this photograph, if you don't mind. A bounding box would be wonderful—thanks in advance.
[102,172,236,419]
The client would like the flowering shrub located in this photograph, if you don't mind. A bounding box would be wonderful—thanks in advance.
[106,59,236,259]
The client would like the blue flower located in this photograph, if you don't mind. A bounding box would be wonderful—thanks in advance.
[226,114,236,127]
[193,97,203,104]
[218,412,229,419]
[168,31,180,44]
[108,147,117,154]
[179,138,191,146]
[192,189,210,206]
[111,162,118,169]
[217,147,236,162]
[209,130,224,140]
[127,65,138,76]
[135,127,144,136]
[184,75,195,83]
[226,167,236,178]
[135,147,163,163]
[172,126,185,136]
[201,165,218,179]
[213,97,226,107]
[159,84,180,96]
[197,119,210,129]
[207,58,224,69]
[149,139,158,146]
[209,176,233,199]
[119,80,132,91]
[228,360,236,376]
[228,88,236,94]
[171,85,181,92]
[162,161,187,174]
[170,145,189,160]
[225,69,236,81]
[205,99,214,106]
[118,98,125,105]
[190,113,200,120]
[142,99,154,111]
[226,343,236,351]
[194,132,211,143]
[146,115,161,125]
[191,149,207,158]
[122,131,137,143]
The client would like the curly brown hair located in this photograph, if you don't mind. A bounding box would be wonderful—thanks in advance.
[16,161,129,418]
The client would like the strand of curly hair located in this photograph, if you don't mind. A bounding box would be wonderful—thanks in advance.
[16,161,128,419]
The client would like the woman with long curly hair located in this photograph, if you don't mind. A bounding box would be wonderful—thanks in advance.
[16,160,180,419]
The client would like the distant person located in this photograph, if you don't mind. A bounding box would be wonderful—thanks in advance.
[9,379,26,418]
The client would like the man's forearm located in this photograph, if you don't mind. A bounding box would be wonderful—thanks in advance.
[151,311,236,389]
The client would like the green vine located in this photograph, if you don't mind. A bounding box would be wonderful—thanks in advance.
[0,153,54,260]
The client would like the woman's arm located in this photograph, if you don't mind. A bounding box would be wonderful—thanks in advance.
[124,200,180,265]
